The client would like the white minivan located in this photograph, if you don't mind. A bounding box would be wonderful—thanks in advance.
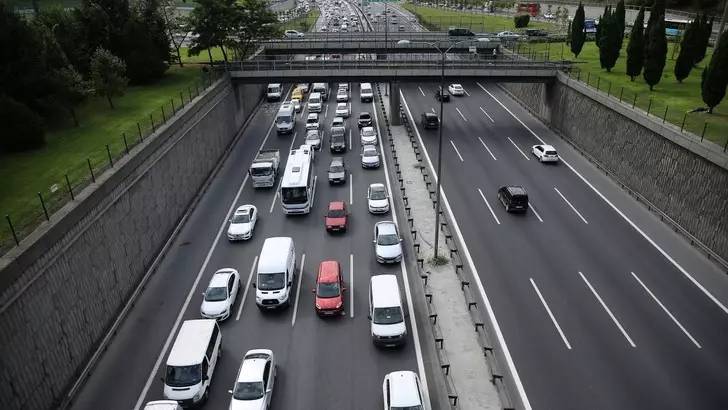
[162,319,221,407]
[312,82,329,101]
[360,82,374,102]
[369,275,407,347]
[275,102,296,134]
[266,83,282,101]
[308,92,323,113]
[254,237,296,310]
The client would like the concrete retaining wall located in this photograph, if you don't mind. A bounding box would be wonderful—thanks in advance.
[500,74,728,264]
[0,76,264,410]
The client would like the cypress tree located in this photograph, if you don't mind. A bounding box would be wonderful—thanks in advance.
[615,0,626,50]
[674,17,699,82]
[571,2,586,58]
[599,8,620,72]
[701,30,728,113]
[695,14,713,64]
[596,5,609,42]
[626,7,646,81]
[643,0,667,90]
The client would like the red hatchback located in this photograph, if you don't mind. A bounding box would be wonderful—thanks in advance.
[325,201,348,232]
[313,260,345,316]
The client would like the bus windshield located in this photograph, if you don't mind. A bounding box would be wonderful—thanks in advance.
[281,187,308,204]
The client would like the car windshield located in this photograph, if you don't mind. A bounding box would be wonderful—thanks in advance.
[377,233,399,246]
[317,281,341,298]
[232,213,250,223]
[276,115,292,124]
[329,164,344,173]
[204,286,227,302]
[391,406,423,410]
[165,365,201,387]
[372,306,403,325]
[363,129,375,137]
[331,127,345,137]
[364,149,377,157]
[250,167,272,176]
[545,150,558,155]
[307,118,317,124]
[370,188,386,200]
[232,381,265,401]
[306,132,320,141]
[281,187,308,204]
[328,209,346,218]
[258,272,286,290]
[360,113,371,120]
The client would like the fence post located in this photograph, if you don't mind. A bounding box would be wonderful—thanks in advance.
[6,215,19,246]
[137,122,143,143]
[586,71,591,86]
[87,158,95,183]
[724,137,728,152]
[700,122,707,142]
[619,87,624,102]
[123,132,129,154]
[161,105,167,122]
[150,113,156,132]
[647,98,652,115]
[188,86,193,102]
[171,98,176,114]
[65,174,74,200]
[607,81,611,96]
[180,91,185,107]
[680,112,687,132]
[38,192,49,221]
[632,94,637,108]
[662,106,668,123]
[596,76,600,91]
[106,144,113,167]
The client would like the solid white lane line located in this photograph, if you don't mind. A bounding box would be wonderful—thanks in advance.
[324,103,329,118]
[463,88,471,96]
[291,253,306,327]
[554,187,588,224]
[630,271,702,348]
[479,81,728,316]
[529,202,544,223]
[478,188,501,225]
[372,97,430,405]
[530,278,572,349]
[269,180,282,214]
[349,128,352,148]
[579,271,636,347]
[236,256,258,321]
[507,137,530,160]
[479,106,495,123]
[350,254,354,318]
[449,140,464,162]
[478,137,497,160]
[418,86,426,96]
[400,90,531,409]
[349,173,353,205]
[455,107,468,122]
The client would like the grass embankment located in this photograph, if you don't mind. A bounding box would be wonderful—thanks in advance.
[279,8,320,32]
[402,3,556,33]
[0,65,208,253]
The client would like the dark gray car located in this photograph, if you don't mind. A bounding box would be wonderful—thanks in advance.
[328,157,347,184]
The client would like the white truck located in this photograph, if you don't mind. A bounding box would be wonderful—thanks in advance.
[249,149,280,188]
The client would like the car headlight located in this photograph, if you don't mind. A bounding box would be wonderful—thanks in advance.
[193,392,201,401]
[316,303,322,310]
[335,302,343,309]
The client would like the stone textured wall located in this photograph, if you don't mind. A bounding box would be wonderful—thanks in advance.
[500,77,728,263]
[0,78,264,410]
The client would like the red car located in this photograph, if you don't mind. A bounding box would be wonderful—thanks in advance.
[325,201,348,232]
[313,260,345,316]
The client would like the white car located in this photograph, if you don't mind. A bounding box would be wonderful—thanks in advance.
[143,401,182,410]
[382,371,427,410]
[290,98,302,113]
[306,113,320,130]
[336,88,349,102]
[531,144,559,163]
[367,183,390,214]
[229,349,276,410]
[361,145,380,168]
[297,83,310,93]
[338,83,349,91]
[497,31,520,40]
[284,29,304,38]
[305,129,323,150]
[228,205,258,240]
[360,126,378,145]
[374,221,402,263]
[200,268,240,320]
[335,102,351,118]
[331,116,346,130]
[448,84,465,96]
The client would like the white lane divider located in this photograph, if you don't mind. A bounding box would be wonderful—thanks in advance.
[291,253,306,327]
[349,128,352,148]
[324,103,329,118]
[529,202,544,223]
[269,179,282,214]
[530,278,572,349]
[477,188,501,225]
[554,187,588,225]
[507,137,530,160]
[236,256,258,321]
[349,173,354,205]
[449,140,464,162]
[350,254,354,318]
[455,107,468,122]
[579,271,636,347]
[479,106,495,123]
[630,271,702,348]
[418,86,426,96]
[478,137,497,160]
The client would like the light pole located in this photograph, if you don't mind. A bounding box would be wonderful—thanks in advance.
[398,38,487,259]
[384,2,389,95]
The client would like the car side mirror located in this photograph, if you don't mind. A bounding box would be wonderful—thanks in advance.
[312,288,316,293]
[367,314,371,320]
[203,375,209,381]
[342,287,347,291]
[399,238,403,242]
[228,389,234,394]
[266,388,273,394]
[252,283,256,288]
[288,281,292,287]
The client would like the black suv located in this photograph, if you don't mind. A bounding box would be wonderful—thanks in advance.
[497,186,529,213]
[435,89,450,102]
[330,132,347,153]
[448,27,475,36]
[421,112,439,129]
[358,112,373,128]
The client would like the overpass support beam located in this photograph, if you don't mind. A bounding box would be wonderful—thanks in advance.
[389,82,401,126]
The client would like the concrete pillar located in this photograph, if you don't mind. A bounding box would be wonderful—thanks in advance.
[389,81,401,125]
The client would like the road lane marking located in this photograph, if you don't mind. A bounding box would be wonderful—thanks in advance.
[449,140,464,162]
[236,256,258,321]
[529,202,544,223]
[478,137,497,160]
[269,179,282,213]
[418,86,426,96]
[291,253,306,327]
[530,278,571,349]
[479,81,728,316]
[400,90,532,409]
[350,253,354,318]
[507,137,530,160]
[349,128,352,148]
[455,107,468,122]
[324,103,329,118]
[463,88,470,96]
[431,107,436,113]
[579,271,636,347]
[554,187,588,224]
[349,173,353,205]
[479,106,495,123]
[630,271,702,348]
[477,188,501,225]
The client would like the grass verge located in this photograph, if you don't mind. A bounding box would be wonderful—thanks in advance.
[402,3,556,33]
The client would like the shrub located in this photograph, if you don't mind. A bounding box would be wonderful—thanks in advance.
[514,14,530,28]
[0,95,45,153]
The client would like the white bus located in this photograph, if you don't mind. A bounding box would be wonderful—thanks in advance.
[280,145,316,214]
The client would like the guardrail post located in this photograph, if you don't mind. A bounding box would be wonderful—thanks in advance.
[662,106,668,123]
[37,192,49,221]
[619,87,624,102]
[680,112,687,132]
[6,214,19,246]
[122,132,129,154]
[87,158,95,183]
[171,98,176,114]
[646,98,652,115]
[150,113,156,132]
[161,105,167,122]
[106,144,113,167]
[65,174,74,200]
[137,122,144,143]
[700,122,707,142]
[632,94,637,109]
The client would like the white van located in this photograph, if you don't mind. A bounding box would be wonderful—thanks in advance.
[144,401,182,410]
[360,82,374,102]
[275,102,296,134]
[308,92,322,113]
[369,275,407,347]
[312,82,329,101]
[266,83,282,101]
[255,237,296,309]
[162,319,221,406]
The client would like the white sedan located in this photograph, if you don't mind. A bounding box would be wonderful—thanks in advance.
[227,205,258,240]
[229,350,277,410]
[531,144,559,163]
[290,98,302,113]
[383,371,427,410]
[374,221,402,263]
[448,84,465,96]
[367,183,390,214]
[361,145,380,168]
[360,126,378,145]
[200,268,240,320]
[335,102,351,118]
[336,88,349,102]
[306,113,320,130]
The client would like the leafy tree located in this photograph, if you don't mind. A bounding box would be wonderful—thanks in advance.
[643,0,667,90]
[161,0,190,67]
[701,30,728,113]
[674,17,699,82]
[37,7,89,74]
[90,47,128,108]
[626,6,645,80]
[122,0,171,83]
[0,95,45,153]
[571,2,586,58]
[514,14,530,28]
[52,66,90,126]
[231,0,281,60]
[598,7,620,72]
[187,0,238,63]
[614,0,626,50]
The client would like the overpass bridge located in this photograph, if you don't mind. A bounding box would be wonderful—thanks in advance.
[260,37,502,55]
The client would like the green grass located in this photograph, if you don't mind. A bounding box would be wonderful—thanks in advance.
[0,65,211,253]
[279,8,320,32]
[402,3,557,33]
[179,46,231,64]
[511,41,728,145]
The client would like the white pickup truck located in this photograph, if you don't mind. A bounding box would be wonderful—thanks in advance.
[249,149,280,188]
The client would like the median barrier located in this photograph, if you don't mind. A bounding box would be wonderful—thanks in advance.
[437,347,452,376]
